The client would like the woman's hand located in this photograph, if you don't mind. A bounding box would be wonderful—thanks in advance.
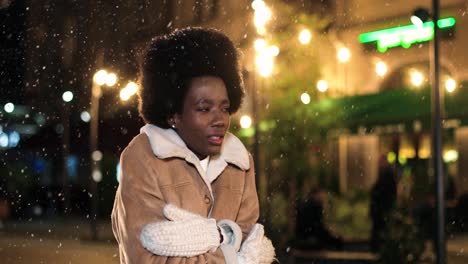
[140,204,242,257]
[236,224,276,264]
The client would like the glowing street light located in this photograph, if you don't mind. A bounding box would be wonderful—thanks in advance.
[252,0,271,35]
[317,80,328,92]
[410,70,424,87]
[376,61,388,77]
[62,91,74,102]
[256,53,274,77]
[105,72,117,87]
[268,45,280,56]
[445,78,456,93]
[120,81,139,101]
[4,102,14,113]
[337,47,351,63]
[93,69,108,86]
[254,38,267,51]
[240,115,252,129]
[300,92,311,105]
[255,40,279,78]
[80,111,91,122]
[299,29,312,45]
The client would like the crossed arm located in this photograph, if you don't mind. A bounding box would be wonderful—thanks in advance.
[139,204,276,264]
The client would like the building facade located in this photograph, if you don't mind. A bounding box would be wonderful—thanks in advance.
[315,0,468,194]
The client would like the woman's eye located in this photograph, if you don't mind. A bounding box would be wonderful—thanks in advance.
[197,107,210,112]
[222,107,230,113]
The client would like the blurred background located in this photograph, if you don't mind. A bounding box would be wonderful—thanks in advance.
[2,0,468,263]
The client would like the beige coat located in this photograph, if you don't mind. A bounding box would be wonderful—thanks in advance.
[111,125,259,263]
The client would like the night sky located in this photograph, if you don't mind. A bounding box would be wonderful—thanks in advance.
[1,0,26,105]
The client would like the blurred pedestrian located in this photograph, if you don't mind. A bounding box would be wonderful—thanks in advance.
[111,27,275,263]
[295,187,343,250]
[369,156,397,252]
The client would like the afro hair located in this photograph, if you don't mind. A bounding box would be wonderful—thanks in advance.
[138,27,245,128]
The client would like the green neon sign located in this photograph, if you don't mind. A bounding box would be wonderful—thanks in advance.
[359,17,456,52]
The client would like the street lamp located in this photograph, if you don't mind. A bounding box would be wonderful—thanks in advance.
[252,0,271,35]
[337,47,351,95]
[411,3,445,263]
[119,81,139,101]
[375,61,387,77]
[4,102,14,113]
[240,115,252,129]
[89,69,117,240]
[337,47,350,63]
[300,92,311,105]
[298,29,312,45]
[317,80,328,93]
[410,70,424,88]
[445,78,456,93]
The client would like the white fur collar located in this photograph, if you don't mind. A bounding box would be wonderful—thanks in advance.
[140,124,250,171]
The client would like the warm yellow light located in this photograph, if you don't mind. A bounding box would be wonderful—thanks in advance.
[92,150,103,161]
[268,45,279,56]
[376,61,387,77]
[255,54,273,77]
[445,78,456,93]
[251,0,265,10]
[93,69,108,85]
[105,72,117,87]
[256,27,266,35]
[337,47,351,63]
[253,4,271,33]
[254,38,267,52]
[125,82,139,95]
[399,148,415,159]
[240,115,252,129]
[410,71,424,87]
[300,92,311,104]
[418,136,431,158]
[120,81,139,101]
[120,89,131,101]
[298,29,312,45]
[317,80,328,92]
[443,149,458,163]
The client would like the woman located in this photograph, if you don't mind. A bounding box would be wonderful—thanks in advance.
[111,27,275,263]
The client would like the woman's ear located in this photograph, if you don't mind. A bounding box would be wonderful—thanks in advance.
[168,114,183,129]
[167,116,176,129]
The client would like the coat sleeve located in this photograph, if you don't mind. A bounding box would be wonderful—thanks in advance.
[235,154,260,239]
[111,141,226,264]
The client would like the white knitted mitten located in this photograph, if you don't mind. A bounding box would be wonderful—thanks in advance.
[237,224,276,264]
[140,204,220,257]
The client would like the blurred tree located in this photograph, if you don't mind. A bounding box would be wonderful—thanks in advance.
[248,0,333,246]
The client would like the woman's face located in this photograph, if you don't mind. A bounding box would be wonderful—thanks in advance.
[173,76,231,159]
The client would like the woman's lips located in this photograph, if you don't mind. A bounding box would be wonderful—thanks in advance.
[208,136,224,146]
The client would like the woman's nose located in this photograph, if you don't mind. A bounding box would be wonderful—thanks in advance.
[211,110,227,127]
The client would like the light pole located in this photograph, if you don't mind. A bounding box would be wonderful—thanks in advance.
[89,69,117,240]
[251,0,273,201]
[61,90,73,215]
[411,3,445,263]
